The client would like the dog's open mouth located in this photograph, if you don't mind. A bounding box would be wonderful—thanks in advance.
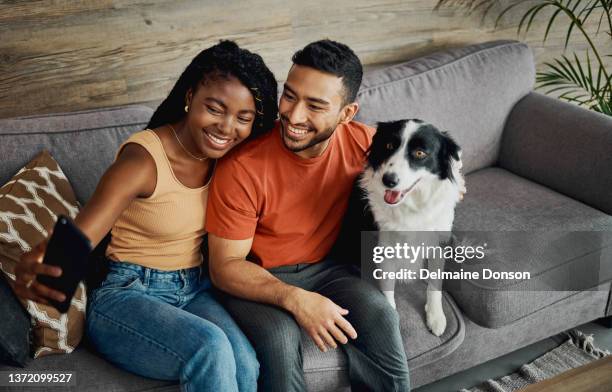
[383,179,420,205]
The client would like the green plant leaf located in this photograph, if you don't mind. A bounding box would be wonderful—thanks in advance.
[480,1,499,24]
[544,8,564,42]
[518,3,549,37]
[535,52,610,113]
[572,53,591,92]
[586,49,594,89]
[495,0,532,28]
[561,0,585,49]
[580,0,607,34]
[434,0,611,116]
[577,0,600,21]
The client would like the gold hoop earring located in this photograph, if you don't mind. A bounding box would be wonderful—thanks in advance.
[184,105,189,113]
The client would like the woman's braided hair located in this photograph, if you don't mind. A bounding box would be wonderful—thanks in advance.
[148,40,278,139]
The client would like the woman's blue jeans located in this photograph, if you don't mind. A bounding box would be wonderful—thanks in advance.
[86,260,258,392]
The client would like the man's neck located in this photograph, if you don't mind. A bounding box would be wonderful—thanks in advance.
[294,137,333,159]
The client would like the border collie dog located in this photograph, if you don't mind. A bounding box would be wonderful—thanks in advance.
[336,119,465,336]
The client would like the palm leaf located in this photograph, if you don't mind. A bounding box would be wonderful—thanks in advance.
[544,8,564,41]
[599,0,612,33]
[472,0,495,12]
[435,0,612,115]
[495,0,532,28]
[536,53,608,112]
[586,49,594,89]
[578,0,606,35]
[560,0,587,49]
[480,1,500,23]
[572,53,591,91]
[558,92,595,106]
[519,3,550,37]
[577,0,600,20]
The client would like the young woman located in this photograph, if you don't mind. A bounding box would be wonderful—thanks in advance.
[13,41,278,392]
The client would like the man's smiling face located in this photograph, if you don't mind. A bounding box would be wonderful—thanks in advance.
[279,64,348,159]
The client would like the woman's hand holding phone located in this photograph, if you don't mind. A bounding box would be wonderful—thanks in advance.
[14,237,67,305]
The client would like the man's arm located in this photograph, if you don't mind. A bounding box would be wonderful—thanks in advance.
[208,234,294,306]
[208,234,358,352]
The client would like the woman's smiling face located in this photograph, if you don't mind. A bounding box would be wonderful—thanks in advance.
[185,75,256,159]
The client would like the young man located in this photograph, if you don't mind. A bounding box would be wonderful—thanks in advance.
[206,40,411,392]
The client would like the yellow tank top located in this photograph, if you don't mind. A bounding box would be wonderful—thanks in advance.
[106,130,210,270]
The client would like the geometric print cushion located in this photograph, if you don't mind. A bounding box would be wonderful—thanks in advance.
[0,150,86,358]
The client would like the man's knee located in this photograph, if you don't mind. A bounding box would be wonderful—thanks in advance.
[351,290,401,333]
[254,316,302,365]
[220,298,303,367]
[248,315,306,392]
[374,300,401,329]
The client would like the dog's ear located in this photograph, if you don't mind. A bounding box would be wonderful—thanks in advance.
[438,131,461,182]
[441,131,460,161]
[366,122,387,156]
[368,120,405,170]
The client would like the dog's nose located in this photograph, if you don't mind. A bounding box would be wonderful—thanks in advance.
[382,172,399,188]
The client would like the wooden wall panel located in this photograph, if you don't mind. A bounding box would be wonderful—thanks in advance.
[0,0,610,119]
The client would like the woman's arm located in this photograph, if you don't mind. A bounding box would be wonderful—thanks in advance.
[74,144,156,248]
[13,143,156,303]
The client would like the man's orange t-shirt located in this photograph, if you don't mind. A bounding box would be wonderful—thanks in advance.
[205,121,374,269]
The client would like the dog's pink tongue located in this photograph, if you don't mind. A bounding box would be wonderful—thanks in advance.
[384,190,402,204]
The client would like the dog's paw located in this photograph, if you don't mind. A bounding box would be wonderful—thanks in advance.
[426,306,446,336]
[383,290,397,309]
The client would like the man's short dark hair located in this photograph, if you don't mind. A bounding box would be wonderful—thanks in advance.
[292,39,363,105]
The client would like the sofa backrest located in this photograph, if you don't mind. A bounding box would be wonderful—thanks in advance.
[1,41,533,204]
[355,40,535,175]
[0,106,153,204]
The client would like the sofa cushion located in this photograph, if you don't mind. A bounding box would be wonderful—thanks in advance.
[3,280,461,392]
[0,272,30,367]
[0,344,178,392]
[0,150,79,261]
[300,279,465,389]
[396,281,465,369]
[446,167,612,328]
[0,151,87,358]
[355,40,535,175]
[455,167,612,231]
[302,331,350,391]
[0,105,153,204]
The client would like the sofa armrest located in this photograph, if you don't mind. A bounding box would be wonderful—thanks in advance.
[498,92,612,215]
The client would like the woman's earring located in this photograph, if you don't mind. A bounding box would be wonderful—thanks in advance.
[184,105,189,113]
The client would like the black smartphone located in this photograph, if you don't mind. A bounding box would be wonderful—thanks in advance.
[37,215,92,313]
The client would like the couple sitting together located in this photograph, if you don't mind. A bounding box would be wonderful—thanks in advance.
[14,39,411,392]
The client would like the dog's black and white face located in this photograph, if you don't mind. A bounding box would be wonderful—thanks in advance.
[366,119,461,206]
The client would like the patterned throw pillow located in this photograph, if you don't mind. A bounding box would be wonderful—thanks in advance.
[0,150,86,358]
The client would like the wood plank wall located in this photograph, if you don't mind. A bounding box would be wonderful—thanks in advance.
[0,0,610,119]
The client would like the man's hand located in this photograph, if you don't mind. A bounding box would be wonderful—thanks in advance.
[209,234,358,352]
[285,288,357,352]
[13,238,66,304]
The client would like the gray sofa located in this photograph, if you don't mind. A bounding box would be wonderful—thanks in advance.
[1,40,611,391]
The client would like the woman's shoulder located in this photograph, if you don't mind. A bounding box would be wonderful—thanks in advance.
[121,129,159,146]
[110,141,157,197]
[114,130,158,175]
